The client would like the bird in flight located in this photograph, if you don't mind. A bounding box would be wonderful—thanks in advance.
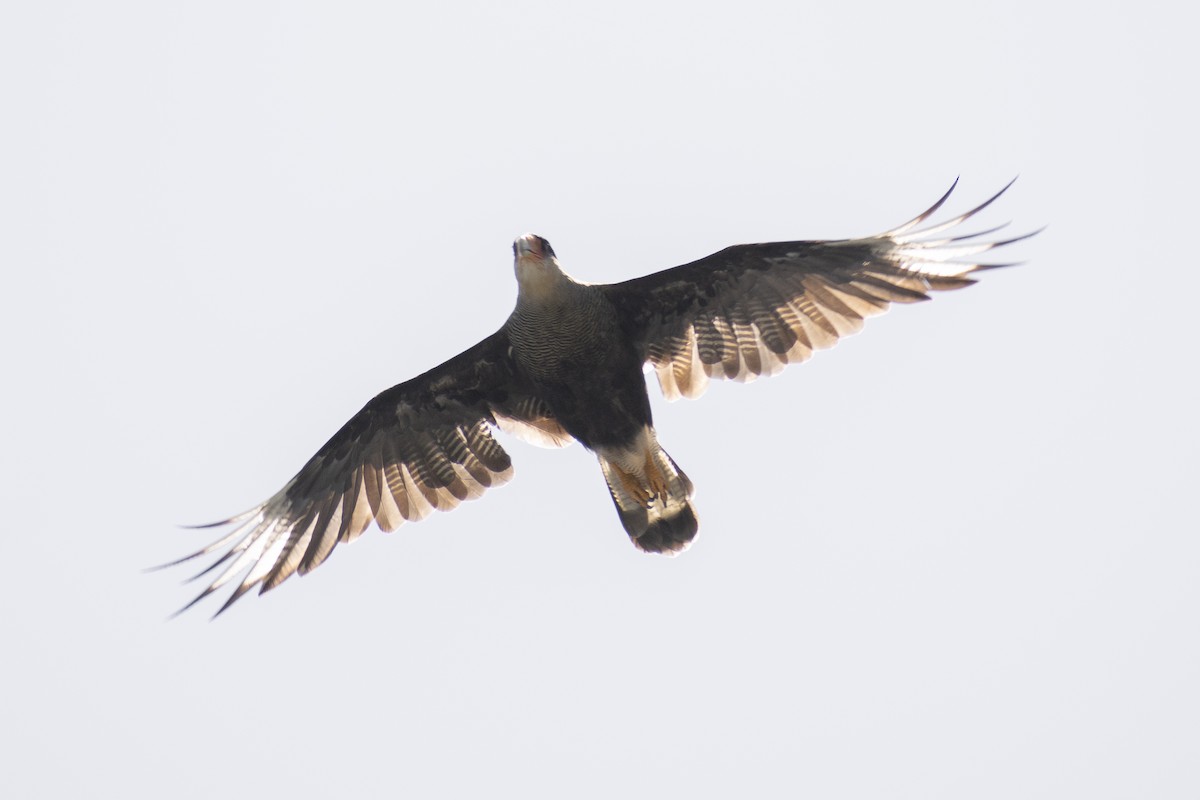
[162,179,1035,616]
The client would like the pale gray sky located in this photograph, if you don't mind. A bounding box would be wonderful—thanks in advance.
[3,1,1197,798]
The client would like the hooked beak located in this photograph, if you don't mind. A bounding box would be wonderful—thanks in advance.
[513,234,554,260]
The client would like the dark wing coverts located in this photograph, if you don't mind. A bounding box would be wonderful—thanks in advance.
[604,180,1034,400]
[165,330,567,616]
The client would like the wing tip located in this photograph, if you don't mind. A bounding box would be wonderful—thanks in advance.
[211,584,254,619]
[168,586,216,620]
[179,504,263,530]
[885,177,961,236]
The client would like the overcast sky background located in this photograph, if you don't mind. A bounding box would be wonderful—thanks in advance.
[3,2,1197,798]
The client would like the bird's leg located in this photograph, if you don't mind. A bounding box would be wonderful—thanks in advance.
[643,450,671,506]
[616,467,654,508]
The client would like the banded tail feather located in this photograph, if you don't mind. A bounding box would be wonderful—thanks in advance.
[597,428,698,555]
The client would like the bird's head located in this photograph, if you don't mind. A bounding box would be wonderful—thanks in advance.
[513,234,569,302]
[513,233,556,262]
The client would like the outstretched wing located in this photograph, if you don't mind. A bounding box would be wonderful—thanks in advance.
[604,180,1036,400]
[162,329,570,616]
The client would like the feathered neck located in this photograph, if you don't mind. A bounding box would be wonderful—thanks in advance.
[512,233,581,307]
[515,258,576,306]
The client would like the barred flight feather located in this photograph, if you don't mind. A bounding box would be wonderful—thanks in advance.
[603,178,1036,401]
[158,331,545,617]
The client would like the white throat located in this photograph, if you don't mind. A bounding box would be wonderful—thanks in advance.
[515,258,574,305]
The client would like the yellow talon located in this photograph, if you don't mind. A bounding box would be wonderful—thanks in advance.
[617,467,652,508]
[643,451,671,505]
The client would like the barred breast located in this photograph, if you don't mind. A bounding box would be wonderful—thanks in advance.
[506,283,620,382]
[505,283,651,449]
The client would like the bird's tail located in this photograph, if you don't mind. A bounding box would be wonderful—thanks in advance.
[597,428,698,555]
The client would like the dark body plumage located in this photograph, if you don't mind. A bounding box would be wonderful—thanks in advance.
[162,181,1035,616]
[507,282,651,448]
